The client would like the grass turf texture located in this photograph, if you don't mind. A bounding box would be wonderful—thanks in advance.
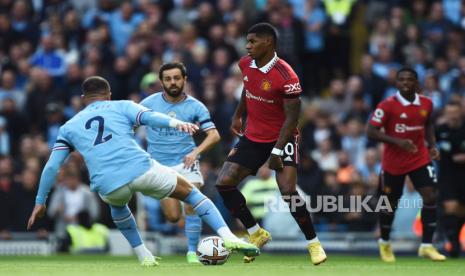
[0,254,463,276]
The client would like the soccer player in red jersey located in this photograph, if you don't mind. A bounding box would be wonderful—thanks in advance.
[215,23,326,265]
[367,68,446,262]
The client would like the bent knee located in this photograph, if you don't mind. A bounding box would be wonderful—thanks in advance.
[164,212,181,223]
[216,174,237,187]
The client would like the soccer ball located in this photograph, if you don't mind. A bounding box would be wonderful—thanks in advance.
[196,236,230,265]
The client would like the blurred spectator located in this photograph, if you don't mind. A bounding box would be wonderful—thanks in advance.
[0,156,14,238]
[241,166,278,224]
[60,210,109,254]
[343,182,377,231]
[312,138,339,171]
[336,151,357,185]
[357,148,381,184]
[25,68,61,133]
[10,0,40,46]
[319,78,352,122]
[168,0,197,30]
[30,34,67,78]
[0,116,10,155]
[48,165,100,237]
[11,168,50,233]
[0,69,25,111]
[108,1,144,55]
[341,117,367,168]
[303,0,327,96]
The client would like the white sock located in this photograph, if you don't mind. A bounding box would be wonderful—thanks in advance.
[378,238,390,244]
[134,244,154,262]
[307,237,319,244]
[246,224,260,235]
[217,226,238,241]
[420,243,432,247]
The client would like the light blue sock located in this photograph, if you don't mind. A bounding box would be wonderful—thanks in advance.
[110,205,143,248]
[185,215,202,252]
[184,188,227,232]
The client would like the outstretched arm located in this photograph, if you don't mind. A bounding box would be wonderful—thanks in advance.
[184,128,220,168]
[28,149,70,229]
[139,111,199,135]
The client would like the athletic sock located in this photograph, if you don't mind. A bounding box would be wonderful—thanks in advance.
[110,205,143,248]
[184,188,237,240]
[379,209,395,241]
[217,186,257,228]
[185,215,202,252]
[247,224,260,235]
[421,203,437,243]
[282,191,317,240]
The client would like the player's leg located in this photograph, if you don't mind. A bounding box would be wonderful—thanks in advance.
[169,161,204,263]
[377,170,404,262]
[100,185,158,266]
[440,174,465,257]
[216,137,269,234]
[409,164,446,261]
[184,182,203,264]
[442,200,464,257]
[276,165,325,265]
[170,175,259,256]
[138,160,259,257]
[159,198,182,222]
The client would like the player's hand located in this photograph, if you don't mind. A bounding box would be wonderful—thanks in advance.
[176,122,199,135]
[183,150,198,169]
[396,139,418,153]
[27,204,47,230]
[268,154,284,171]
[429,147,440,160]
[231,117,243,136]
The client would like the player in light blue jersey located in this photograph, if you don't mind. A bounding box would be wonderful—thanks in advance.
[27,76,259,267]
[140,62,220,264]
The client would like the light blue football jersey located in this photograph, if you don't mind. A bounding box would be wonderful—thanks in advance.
[140,93,215,166]
[54,100,153,195]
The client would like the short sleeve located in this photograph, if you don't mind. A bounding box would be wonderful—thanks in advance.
[282,77,302,99]
[369,102,389,127]
[53,127,74,152]
[195,101,215,131]
[121,100,151,126]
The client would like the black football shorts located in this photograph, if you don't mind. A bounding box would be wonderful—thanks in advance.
[226,135,300,174]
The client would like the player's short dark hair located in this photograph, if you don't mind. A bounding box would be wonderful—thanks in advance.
[82,76,111,96]
[396,67,418,80]
[159,62,187,80]
[247,22,278,48]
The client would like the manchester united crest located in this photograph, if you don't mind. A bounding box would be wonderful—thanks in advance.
[419,109,428,117]
[260,79,272,91]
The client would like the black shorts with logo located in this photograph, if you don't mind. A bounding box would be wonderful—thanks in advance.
[378,163,437,203]
[226,135,299,174]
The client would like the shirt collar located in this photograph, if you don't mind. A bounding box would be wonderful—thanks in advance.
[249,52,279,74]
[395,91,420,106]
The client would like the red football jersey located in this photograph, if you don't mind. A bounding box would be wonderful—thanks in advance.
[238,54,301,143]
[369,92,433,175]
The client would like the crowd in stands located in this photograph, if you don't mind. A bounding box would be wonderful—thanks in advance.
[1,0,465,239]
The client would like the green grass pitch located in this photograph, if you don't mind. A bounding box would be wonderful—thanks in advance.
[0,254,464,276]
